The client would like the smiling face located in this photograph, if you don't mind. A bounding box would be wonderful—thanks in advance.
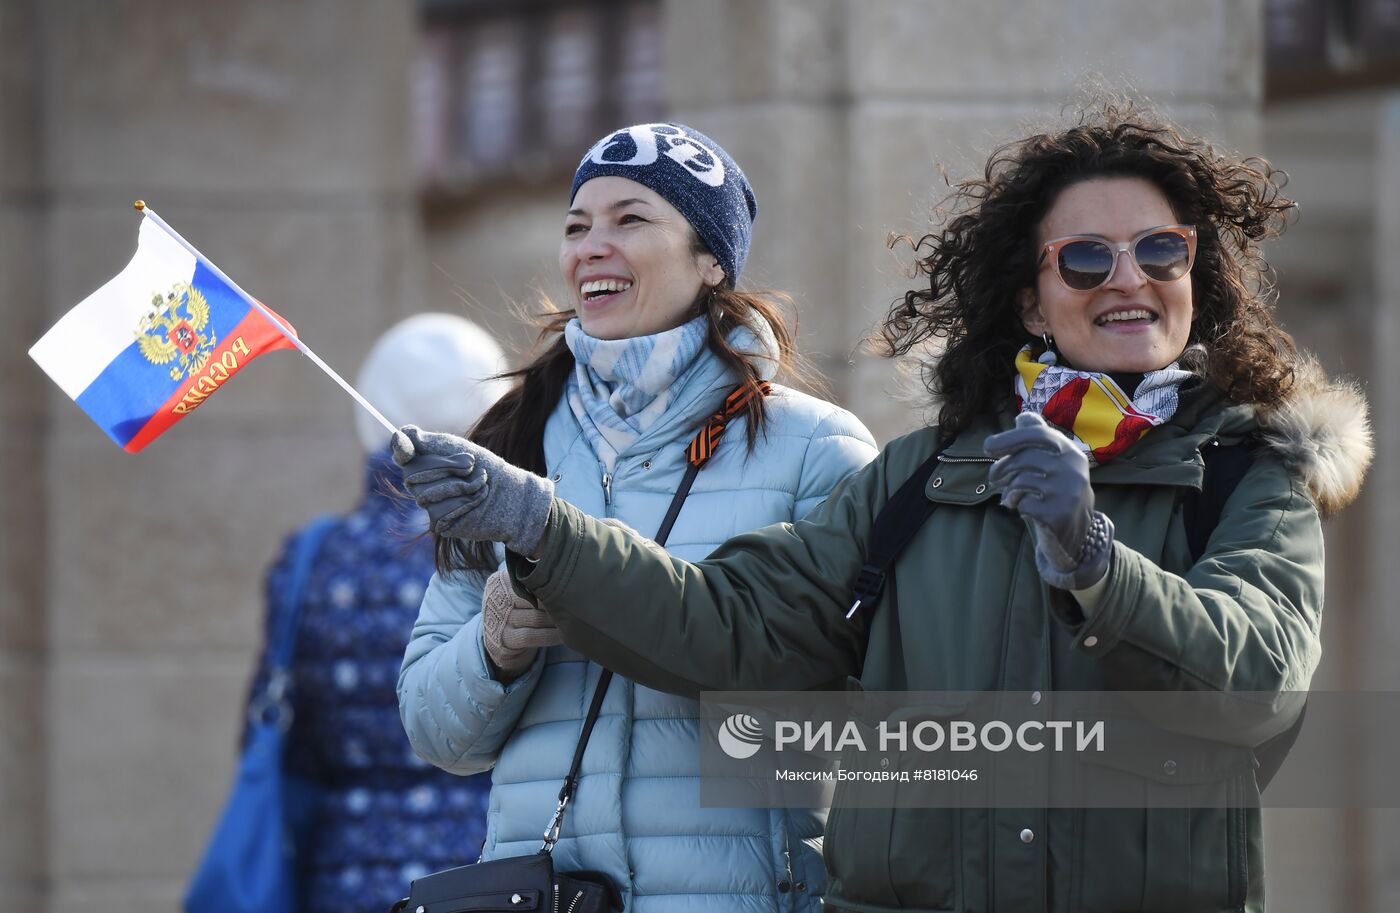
[1020,177,1195,373]
[560,176,724,340]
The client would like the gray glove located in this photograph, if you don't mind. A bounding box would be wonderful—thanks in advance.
[480,568,561,680]
[984,412,1114,590]
[391,424,554,558]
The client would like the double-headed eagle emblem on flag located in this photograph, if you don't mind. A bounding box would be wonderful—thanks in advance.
[136,282,217,381]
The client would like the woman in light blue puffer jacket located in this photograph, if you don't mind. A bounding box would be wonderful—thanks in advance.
[397,123,876,913]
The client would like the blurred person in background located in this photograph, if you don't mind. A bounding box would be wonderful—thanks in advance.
[390,101,1374,912]
[244,312,508,913]
[394,123,877,913]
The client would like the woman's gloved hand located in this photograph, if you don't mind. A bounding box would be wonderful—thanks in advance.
[391,424,554,558]
[480,568,561,680]
[984,412,1114,591]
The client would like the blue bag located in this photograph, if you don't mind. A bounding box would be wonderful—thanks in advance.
[184,516,337,913]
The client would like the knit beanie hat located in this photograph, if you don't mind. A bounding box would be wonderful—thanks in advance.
[354,313,509,453]
[570,123,757,286]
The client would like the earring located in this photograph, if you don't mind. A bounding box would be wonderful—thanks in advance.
[1038,332,1057,365]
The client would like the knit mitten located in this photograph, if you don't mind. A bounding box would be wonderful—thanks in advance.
[480,569,562,680]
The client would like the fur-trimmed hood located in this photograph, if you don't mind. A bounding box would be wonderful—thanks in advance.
[1255,356,1373,518]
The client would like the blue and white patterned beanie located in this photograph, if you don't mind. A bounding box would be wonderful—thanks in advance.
[570,123,757,286]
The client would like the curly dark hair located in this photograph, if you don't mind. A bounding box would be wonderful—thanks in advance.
[881,97,1299,437]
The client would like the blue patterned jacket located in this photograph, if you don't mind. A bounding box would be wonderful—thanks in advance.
[249,453,492,913]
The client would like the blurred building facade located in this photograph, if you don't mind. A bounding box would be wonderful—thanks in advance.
[1262,2,1400,910]
[1,1,1395,911]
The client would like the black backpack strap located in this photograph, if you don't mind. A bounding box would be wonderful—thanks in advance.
[1254,702,1307,790]
[1182,436,1302,790]
[1183,438,1255,563]
[847,440,950,619]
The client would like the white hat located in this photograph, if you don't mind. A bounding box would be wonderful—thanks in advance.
[355,313,510,453]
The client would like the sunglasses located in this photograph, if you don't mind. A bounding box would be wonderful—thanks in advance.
[1038,224,1197,292]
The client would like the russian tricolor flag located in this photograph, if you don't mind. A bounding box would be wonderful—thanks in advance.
[30,215,297,452]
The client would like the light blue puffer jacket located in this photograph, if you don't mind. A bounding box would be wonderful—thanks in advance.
[398,347,876,913]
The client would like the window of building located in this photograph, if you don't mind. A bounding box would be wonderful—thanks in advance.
[415,0,665,194]
[1266,0,1400,99]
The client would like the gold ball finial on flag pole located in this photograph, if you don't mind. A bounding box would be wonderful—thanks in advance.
[133,200,146,211]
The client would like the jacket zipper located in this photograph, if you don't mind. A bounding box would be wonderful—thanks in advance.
[782,824,795,906]
[602,471,613,505]
[566,890,584,913]
[936,455,994,464]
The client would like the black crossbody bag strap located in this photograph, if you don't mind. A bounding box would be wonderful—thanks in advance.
[847,440,951,619]
[543,383,763,851]
[1183,438,1304,790]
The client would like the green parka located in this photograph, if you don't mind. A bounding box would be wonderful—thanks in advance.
[513,368,1371,913]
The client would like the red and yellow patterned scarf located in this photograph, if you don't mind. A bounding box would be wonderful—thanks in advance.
[1013,346,1192,464]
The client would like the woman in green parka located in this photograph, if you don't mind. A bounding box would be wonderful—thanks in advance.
[390,101,1374,912]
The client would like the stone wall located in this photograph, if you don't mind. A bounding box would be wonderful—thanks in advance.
[1,1,48,909]
[19,3,425,911]
[1259,88,1398,912]
[1362,92,1400,913]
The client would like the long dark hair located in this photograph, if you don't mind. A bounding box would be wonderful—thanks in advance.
[881,97,1299,437]
[438,262,800,574]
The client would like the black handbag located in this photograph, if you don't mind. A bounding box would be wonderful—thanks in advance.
[389,383,767,913]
